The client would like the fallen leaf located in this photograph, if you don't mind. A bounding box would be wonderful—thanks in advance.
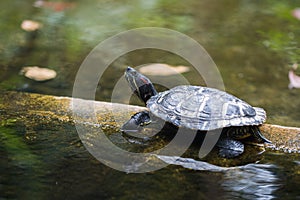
[20,66,57,81]
[292,8,300,20]
[34,0,76,12]
[21,20,42,32]
[138,63,190,76]
[288,70,300,89]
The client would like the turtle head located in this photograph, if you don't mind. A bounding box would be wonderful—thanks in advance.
[125,67,157,104]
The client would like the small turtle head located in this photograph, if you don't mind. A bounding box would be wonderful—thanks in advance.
[125,67,157,104]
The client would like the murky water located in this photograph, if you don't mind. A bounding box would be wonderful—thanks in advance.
[1,0,300,199]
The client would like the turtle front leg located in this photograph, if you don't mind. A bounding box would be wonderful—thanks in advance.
[121,111,151,133]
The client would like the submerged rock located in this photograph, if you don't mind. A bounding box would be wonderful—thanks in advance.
[20,66,57,81]
[0,91,299,169]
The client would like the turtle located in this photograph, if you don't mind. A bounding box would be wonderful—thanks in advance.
[121,67,271,158]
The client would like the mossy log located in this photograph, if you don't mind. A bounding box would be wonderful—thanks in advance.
[0,91,299,154]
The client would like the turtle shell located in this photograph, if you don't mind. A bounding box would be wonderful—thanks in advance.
[147,85,266,131]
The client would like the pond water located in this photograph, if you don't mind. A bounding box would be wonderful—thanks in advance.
[1,0,300,199]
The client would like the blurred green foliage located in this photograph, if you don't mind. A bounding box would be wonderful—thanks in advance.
[260,2,300,64]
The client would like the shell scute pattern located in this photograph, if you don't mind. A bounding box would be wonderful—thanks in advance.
[147,85,266,131]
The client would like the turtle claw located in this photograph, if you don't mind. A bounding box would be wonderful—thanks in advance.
[217,138,244,158]
[120,120,141,134]
[252,126,272,144]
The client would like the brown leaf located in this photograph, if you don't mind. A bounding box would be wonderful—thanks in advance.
[138,63,190,76]
[21,20,42,32]
[288,70,300,89]
[20,66,57,81]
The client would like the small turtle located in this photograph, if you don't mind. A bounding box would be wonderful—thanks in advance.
[121,67,271,158]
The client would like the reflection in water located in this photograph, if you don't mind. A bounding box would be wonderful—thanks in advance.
[222,164,279,200]
[157,155,280,200]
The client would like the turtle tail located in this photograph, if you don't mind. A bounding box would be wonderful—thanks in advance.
[252,126,272,143]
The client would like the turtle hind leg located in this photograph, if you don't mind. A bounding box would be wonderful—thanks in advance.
[216,138,244,158]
